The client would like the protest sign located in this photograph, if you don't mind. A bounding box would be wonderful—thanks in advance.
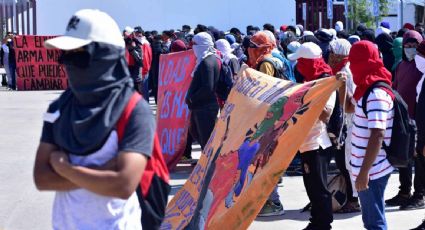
[157,50,196,171]
[161,65,342,230]
[13,35,68,91]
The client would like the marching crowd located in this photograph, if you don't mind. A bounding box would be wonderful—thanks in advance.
[29,8,425,230]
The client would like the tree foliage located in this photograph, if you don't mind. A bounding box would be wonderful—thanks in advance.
[348,0,389,29]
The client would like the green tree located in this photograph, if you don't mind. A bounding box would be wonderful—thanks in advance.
[348,0,389,30]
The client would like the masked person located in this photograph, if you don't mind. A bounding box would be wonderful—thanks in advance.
[386,30,425,211]
[124,27,144,94]
[375,33,395,72]
[328,39,361,213]
[134,26,152,101]
[185,32,220,150]
[411,39,425,230]
[288,42,336,230]
[33,9,155,229]
[348,41,394,230]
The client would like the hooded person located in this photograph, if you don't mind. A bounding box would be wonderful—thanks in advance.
[263,30,296,82]
[34,9,156,230]
[246,31,287,218]
[348,41,394,230]
[170,39,187,53]
[185,32,220,150]
[411,41,425,230]
[392,37,403,71]
[387,29,425,212]
[328,38,362,213]
[375,26,391,38]
[225,34,236,45]
[348,35,361,45]
[215,39,240,76]
[361,29,376,43]
[288,42,336,230]
[404,23,415,30]
[315,29,333,62]
[375,33,395,72]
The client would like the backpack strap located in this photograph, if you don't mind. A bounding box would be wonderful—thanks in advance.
[117,92,142,142]
[361,81,393,118]
[257,57,279,77]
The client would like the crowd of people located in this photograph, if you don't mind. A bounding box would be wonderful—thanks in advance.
[29,7,425,230]
[127,21,424,230]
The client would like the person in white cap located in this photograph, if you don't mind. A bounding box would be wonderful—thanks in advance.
[289,42,336,230]
[33,9,156,230]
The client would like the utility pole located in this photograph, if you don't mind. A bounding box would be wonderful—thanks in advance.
[400,0,404,28]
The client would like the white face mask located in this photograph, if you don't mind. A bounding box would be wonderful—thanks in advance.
[415,55,425,73]
[405,48,417,61]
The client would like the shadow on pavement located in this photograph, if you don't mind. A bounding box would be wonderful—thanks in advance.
[255,209,310,222]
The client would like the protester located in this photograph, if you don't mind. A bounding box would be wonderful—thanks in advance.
[263,30,294,81]
[124,27,144,94]
[134,26,152,101]
[375,33,395,72]
[185,32,220,150]
[411,40,425,230]
[170,39,187,53]
[215,39,240,77]
[329,39,361,213]
[287,41,301,67]
[0,32,16,90]
[315,29,333,62]
[398,28,410,38]
[361,29,376,43]
[289,42,336,230]
[33,9,155,229]
[416,23,425,38]
[230,27,243,43]
[150,35,169,103]
[245,31,285,216]
[348,35,361,45]
[348,40,394,230]
[392,37,403,72]
[404,23,415,31]
[387,30,425,211]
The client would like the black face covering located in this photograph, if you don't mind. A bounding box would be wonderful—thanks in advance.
[51,42,135,155]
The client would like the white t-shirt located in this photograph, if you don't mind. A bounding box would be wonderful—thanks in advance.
[52,131,142,230]
[299,91,336,153]
[350,88,394,181]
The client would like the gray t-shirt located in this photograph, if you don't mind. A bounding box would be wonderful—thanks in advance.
[40,99,155,230]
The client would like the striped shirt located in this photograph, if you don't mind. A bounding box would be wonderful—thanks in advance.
[350,88,394,180]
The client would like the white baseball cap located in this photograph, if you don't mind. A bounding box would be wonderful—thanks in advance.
[45,9,125,50]
[288,42,322,61]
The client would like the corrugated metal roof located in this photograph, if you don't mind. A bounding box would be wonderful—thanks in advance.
[404,0,425,7]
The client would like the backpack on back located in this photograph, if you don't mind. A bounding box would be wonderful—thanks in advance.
[117,92,170,230]
[257,57,289,80]
[361,82,416,168]
[215,58,235,101]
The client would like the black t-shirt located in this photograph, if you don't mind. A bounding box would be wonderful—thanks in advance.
[40,99,156,158]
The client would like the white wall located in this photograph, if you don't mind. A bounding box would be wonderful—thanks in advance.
[37,0,296,35]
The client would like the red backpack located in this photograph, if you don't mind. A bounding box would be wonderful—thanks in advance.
[117,92,170,230]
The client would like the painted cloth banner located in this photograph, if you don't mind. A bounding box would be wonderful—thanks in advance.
[157,50,196,171]
[161,65,342,230]
[13,35,68,90]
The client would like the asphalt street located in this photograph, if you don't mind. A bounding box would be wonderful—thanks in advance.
[0,89,422,230]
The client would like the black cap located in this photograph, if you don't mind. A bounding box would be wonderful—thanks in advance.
[134,26,144,34]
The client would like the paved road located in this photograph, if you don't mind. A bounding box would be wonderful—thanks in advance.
[0,89,423,230]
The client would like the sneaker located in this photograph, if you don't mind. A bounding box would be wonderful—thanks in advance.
[385,192,411,207]
[411,220,425,230]
[257,200,285,217]
[400,196,425,210]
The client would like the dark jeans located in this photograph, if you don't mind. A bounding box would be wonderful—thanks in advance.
[141,74,150,101]
[358,174,390,230]
[9,66,16,89]
[399,154,425,197]
[184,132,193,158]
[301,147,333,230]
[189,105,218,150]
[332,145,358,202]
